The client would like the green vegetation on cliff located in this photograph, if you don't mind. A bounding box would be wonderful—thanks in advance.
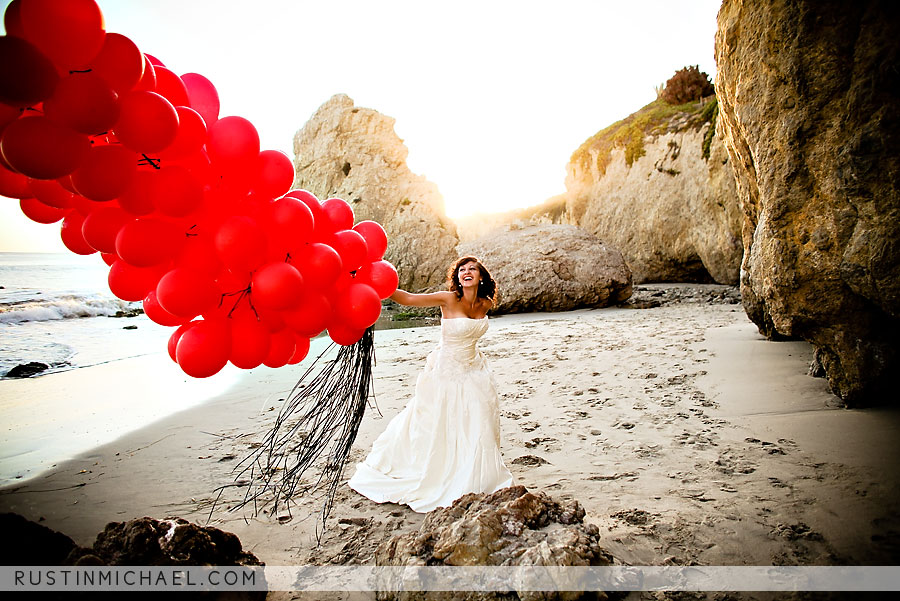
[571,97,717,177]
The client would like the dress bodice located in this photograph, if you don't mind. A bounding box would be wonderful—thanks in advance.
[438,317,489,363]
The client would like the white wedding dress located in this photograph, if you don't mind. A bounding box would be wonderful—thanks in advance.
[348,316,514,512]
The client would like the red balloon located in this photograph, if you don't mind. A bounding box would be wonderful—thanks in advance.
[3,0,25,38]
[71,144,138,201]
[331,229,368,273]
[281,292,331,338]
[28,178,74,208]
[0,35,59,107]
[0,116,90,179]
[294,242,342,290]
[142,289,186,327]
[207,116,259,166]
[152,66,190,107]
[70,193,105,216]
[176,237,221,276]
[285,189,325,234]
[268,196,314,250]
[357,259,399,299]
[108,259,163,301]
[60,211,96,254]
[327,322,365,346]
[101,252,117,266]
[19,197,67,223]
[81,205,128,253]
[176,319,231,378]
[253,150,293,198]
[287,334,310,365]
[215,215,267,276]
[353,220,388,262]
[333,282,382,330]
[89,33,144,94]
[115,218,183,267]
[151,165,203,217]
[320,197,354,232]
[20,0,105,69]
[229,317,271,369]
[167,321,192,362]
[57,174,79,194]
[181,72,219,127]
[118,169,156,215]
[160,106,207,159]
[114,91,179,153]
[134,56,157,91]
[0,101,21,136]
[156,267,219,318]
[0,163,32,198]
[251,262,304,310]
[262,328,295,369]
[43,72,120,135]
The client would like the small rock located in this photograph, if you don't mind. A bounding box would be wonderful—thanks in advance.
[5,362,49,378]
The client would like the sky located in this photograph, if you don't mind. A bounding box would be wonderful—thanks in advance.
[1,0,721,252]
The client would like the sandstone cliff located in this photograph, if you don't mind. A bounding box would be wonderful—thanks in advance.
[292,94,459,291]
[715,0,899,406]
[456,100,743,285]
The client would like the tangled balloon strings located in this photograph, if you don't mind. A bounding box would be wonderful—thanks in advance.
[210,327,379,541]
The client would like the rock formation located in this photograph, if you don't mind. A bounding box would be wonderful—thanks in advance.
[563,101,742,284]
[456,100,743,286]
[715,0,900,405]
[375,486,614,601]
[293,94,459,291]
[457,224,632,314]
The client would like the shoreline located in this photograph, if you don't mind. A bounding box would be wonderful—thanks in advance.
[1,297,898,582]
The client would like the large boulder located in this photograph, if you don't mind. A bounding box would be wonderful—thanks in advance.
[293,94,459,291]
[714,0,900,405]
[375,486,614,601]
[457,224,632,314]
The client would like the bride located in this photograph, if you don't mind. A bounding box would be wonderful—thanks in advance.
[347,256,514,512]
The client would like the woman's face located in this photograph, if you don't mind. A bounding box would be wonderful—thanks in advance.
[457,261,480,289]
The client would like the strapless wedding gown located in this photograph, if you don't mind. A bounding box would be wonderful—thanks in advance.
[348,317,514,512]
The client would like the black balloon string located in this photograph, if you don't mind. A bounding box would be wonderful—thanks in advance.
[209,326,377,542]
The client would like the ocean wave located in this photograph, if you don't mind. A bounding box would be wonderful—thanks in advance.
[0,295,141,324]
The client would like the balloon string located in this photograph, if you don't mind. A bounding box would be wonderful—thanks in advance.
[138,155,161,169]
[221,285,260,321]
[69,68,92,74]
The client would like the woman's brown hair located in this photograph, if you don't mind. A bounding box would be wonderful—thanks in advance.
[448,256,497,301]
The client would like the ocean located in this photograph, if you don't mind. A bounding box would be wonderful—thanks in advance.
[0,252,240,486]
[0,252,163,375]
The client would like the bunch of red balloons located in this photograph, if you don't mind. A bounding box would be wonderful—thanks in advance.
[0,0,399,378]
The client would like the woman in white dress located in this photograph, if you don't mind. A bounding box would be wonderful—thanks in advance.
[347,256,514,512]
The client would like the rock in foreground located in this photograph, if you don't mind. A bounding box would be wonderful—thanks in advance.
[457,224,632,314]
[715,0,900,405]
[375,486,614,601]
[0,513,264,600]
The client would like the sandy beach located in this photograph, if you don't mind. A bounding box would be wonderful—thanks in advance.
[2,285,898,597]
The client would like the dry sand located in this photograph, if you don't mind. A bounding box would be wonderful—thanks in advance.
[2,284,898,596]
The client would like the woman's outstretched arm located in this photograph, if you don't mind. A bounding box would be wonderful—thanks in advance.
[390,289,453,307]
